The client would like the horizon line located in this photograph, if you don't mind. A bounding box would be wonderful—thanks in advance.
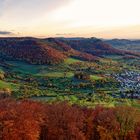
[0,36,140,40]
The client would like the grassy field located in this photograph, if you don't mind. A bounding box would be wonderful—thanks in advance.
[64,58,82,64]
[0,56,139,109]
[6,61,47,74]
[90,75,103,80]
[41,72,74,78]
[0,80,18,90]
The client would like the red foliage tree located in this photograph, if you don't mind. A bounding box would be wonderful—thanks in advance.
[0,99,139,140]
[0,99,44,140]
[135,122,140,140]
[40,103,85,140]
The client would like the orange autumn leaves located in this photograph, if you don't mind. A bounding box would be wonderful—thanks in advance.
[0,99,140,140]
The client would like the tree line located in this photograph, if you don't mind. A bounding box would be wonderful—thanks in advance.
[0,99,139,140]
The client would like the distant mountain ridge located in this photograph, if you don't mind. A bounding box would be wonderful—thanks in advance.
[0,37,139,64]
[0,38,66,64]
[60,38,140,57]
[106,39,140,52]
[0,37,98,64]
[62,38,124,56]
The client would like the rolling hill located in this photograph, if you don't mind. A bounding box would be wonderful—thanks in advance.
[61,38,125,56]
[106,39,140,52]
[61,37,140,58]
[0,37,139,65]
[0,38,66,64]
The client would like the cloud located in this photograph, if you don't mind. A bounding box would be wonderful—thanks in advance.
[56,33,75,36]
[0,0,5,16]
[0,31,13,35]
[1,0,72,21]
[0,0,73,31]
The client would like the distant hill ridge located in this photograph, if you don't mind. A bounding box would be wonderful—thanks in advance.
[0,37,139,64]
[105,39,140,53]
[60,38,140,57]
[0,38,66,64]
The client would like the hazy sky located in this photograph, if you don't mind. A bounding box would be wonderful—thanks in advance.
[0,0,140,38]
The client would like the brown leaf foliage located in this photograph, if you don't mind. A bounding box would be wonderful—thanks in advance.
[0,99,139,140]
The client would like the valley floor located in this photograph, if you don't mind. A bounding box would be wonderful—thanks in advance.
[0,55,140,109]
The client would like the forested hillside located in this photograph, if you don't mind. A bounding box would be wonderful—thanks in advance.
[0,37,139,65]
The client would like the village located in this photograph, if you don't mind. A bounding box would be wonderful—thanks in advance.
[113,70,140,99]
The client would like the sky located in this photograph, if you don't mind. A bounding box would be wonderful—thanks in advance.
[0,0,140,39]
